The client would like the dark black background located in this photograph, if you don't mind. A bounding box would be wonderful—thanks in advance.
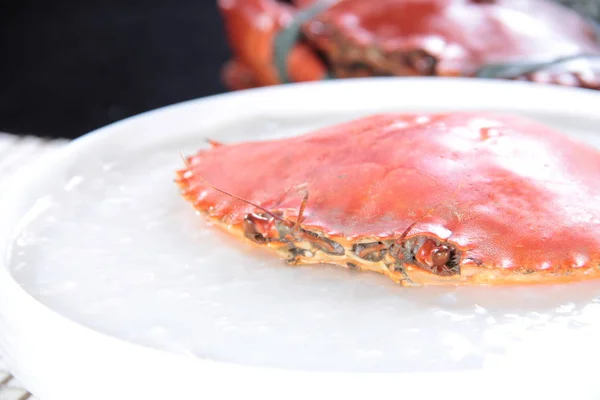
[0,0,231,138]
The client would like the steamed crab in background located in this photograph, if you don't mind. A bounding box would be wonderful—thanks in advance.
[218,0,600,90]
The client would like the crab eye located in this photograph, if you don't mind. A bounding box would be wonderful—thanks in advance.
[431,245,451,267]
[243,213,270,244]
[414,239,458,276]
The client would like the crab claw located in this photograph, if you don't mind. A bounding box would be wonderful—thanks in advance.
[218,0,328,90]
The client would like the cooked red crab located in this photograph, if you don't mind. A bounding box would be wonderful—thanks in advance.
[175,112,600,286]
[219,0,600,90]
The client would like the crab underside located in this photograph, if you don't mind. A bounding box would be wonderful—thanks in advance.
[198,210,600,287]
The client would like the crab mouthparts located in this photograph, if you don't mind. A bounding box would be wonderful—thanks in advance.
[242,212,462,284]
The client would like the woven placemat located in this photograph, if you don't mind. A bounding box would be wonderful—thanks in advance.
[0,132,69,400]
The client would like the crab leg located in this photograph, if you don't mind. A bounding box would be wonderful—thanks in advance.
[353,242,387,261]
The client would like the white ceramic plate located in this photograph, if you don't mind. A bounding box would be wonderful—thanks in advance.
[2,78,600,400]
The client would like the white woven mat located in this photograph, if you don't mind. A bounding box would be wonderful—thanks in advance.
[0,132,69,399]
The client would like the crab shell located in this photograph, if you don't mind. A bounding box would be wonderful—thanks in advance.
[175,112,600,287]
[217,0,600,90]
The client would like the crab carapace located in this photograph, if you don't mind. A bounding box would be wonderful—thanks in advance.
[176,112,600,286]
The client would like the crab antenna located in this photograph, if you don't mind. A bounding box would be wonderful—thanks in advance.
[397,219,423,244]
[178,151,291,225]
[293,190,309,233]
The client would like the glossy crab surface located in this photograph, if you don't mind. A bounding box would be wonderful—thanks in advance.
[176,112,600,286]
[302,0,600,77]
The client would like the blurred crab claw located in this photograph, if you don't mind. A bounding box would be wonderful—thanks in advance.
[218,0,328,90]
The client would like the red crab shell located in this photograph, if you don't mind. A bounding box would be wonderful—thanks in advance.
[218,0,600,90]
[175,112,600,286]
